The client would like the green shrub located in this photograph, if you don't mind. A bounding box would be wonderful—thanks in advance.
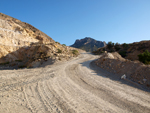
[119,51,127,57]
[15,60,22,62]
[57,49,62,53]
[27,66,30,69]
[18,65,26,68]
[115,46,120,51]
[107,41,114,49]
[102,48,106,51]
[72,50,79,55]
[0,62,10,65]
[109,49,115,53]
[62,44,66,46]
[138,50,150,65]
[55,42,60,44]
[114,43,120,51]
[122,43,128,48]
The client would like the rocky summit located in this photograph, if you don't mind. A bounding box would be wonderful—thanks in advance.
[0,13,80,69]
[71,37,106,52]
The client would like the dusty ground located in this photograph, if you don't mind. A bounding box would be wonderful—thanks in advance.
[0,53,150,113]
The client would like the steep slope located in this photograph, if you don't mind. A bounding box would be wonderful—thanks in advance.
[71,37,106,52]
[0,13,80,69]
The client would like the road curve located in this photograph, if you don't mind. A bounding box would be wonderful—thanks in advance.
[0,53,150,113]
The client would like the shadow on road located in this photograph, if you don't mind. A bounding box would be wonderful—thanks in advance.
[80,59,150,93]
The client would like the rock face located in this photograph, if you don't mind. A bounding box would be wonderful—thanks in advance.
[71,37,106,52]
[0,13,80,69]
[95,52,150,87]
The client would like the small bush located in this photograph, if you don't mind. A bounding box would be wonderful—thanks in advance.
[138,50,150,65]
[62,44,66,46]
[107,41,114,49]
[122,43,128,48]
[114,43,120,51]
[15,60,22,62]
[0,62,10,65]
[18,65,26,68]
[102,48,106,51]
[57,49,62,53]
[119,51,127,57]
[72,50,79,55]
[115,46,120,51]
[109,49,115,53]
[55,42,60,44]
[27,66,30,69]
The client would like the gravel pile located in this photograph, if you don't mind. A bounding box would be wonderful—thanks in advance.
[95,52,150,87]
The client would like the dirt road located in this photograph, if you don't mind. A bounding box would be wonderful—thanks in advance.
[0,53,150,113]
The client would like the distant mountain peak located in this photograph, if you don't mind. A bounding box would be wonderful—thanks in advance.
[71,37,106,52]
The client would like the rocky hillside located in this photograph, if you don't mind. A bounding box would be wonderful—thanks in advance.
[0,13,80,69]
[71,37,106,52]
[93,40,150,61]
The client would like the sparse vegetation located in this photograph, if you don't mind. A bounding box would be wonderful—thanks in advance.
[15,60,22,62]
[122,43,128,48]
[119,51,127,57]
[57,49,62,53]
[138,50,150,65]
[114,43,120,51]
[0,61,10,65]
[55,42,60,44]
[107,41,114,49]
[72,50,79,55]
[62,44,66,46]
[102,48,106,51]
[18,65,26,68]
[109,49,115,53]
[27,66,30,69]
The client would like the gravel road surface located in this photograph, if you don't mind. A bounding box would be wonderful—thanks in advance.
[0,53,150,113]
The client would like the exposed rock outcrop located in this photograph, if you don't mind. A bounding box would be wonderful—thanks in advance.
[0,13,81,69]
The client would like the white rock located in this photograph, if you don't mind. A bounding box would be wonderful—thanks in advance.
[108,53,114,59]
[121,74,126,79]
[143,79,147,83]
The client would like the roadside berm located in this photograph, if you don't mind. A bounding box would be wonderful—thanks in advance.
[95,52,150,87]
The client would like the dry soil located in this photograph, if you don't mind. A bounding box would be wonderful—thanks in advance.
[0,53,150,113]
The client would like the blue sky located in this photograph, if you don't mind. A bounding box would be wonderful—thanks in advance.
[0,0,150,46]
